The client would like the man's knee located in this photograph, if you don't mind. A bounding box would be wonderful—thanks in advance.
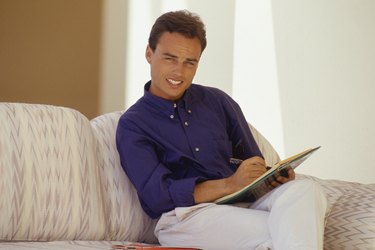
[294,179,324,193]
[288,179,327,207]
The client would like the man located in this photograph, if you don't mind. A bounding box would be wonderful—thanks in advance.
[116,10,327,250]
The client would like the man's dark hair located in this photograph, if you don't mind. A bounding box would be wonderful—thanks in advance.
[148,10,207,53]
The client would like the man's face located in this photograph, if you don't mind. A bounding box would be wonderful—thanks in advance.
[145,32,202,101]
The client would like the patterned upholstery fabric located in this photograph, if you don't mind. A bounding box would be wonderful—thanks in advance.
[301,175,375,249]
[0,241,133,249]
[0,103,106,241]
[91,111,158,243]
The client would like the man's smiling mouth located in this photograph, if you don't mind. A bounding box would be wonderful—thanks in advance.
[167,78,183,85]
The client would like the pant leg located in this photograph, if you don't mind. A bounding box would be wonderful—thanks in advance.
[155,203,272,250]
[250,179,327,250]
[155,179,327,250]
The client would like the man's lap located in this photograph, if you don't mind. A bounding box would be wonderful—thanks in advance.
[155,179,325,250]
[155,203,271,250]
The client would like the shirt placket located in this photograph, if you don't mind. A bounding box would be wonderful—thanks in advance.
[177,104,200,159]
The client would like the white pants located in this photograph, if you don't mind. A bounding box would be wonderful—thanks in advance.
[155,179,327,250]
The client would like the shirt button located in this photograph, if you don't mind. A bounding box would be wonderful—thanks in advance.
[173,103,177,108]
[184,121,189,126]
[188,109,192,114]
[195,147,200,152]
[170,115,174,119]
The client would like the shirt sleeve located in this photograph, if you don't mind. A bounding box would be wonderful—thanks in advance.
[220,91,264,160]
[116,118,202,219]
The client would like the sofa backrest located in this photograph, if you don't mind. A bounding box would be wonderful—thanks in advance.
[0,103,106,241]
[248,124,280,167]
[91,111,158,243]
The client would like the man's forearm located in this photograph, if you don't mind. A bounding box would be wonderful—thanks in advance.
[193,178,235,203]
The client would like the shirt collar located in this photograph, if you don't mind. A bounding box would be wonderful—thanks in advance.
[142,81,195,117]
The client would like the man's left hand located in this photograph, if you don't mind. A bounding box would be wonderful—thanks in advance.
[270,168,296,188]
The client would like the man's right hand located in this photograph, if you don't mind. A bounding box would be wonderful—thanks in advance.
[193,156,267,204]
[226,156,267,193]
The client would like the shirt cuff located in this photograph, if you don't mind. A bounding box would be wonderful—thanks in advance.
[169,177,205,207]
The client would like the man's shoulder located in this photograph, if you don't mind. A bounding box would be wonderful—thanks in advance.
[118,99,147,125]
[191,83,230,99]
[190,84,235,107]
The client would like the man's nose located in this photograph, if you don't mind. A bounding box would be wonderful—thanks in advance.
[172,62,184,75]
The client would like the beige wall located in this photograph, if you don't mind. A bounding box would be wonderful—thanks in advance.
[0,0,102,119]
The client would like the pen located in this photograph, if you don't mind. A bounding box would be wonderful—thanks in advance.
[229,157,243,165]
[229,157,272,170]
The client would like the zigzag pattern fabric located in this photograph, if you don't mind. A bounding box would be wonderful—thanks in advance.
[0,103,106,241]
[302,175,375,249]
[91,111,158,243]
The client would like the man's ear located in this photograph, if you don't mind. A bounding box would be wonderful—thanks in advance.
[145,45,152,63]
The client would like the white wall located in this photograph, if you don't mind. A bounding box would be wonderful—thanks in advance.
[99,0,127,114]
[124,1,153,109]
[270,0,375,183]
[232,1,285,158]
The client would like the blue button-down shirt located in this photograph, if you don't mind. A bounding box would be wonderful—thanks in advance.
[116,82,262,218]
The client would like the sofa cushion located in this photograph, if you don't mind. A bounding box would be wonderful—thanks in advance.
[248,123,280,166]
[0,103,106,241]
[91,111,158,243]
[300,175,375,249]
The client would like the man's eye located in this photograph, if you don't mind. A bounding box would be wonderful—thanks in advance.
[185,61,196,67]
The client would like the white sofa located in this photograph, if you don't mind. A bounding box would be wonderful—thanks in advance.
[0,102,374,249]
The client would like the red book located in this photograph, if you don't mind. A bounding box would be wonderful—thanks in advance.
[111,244,202,250]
